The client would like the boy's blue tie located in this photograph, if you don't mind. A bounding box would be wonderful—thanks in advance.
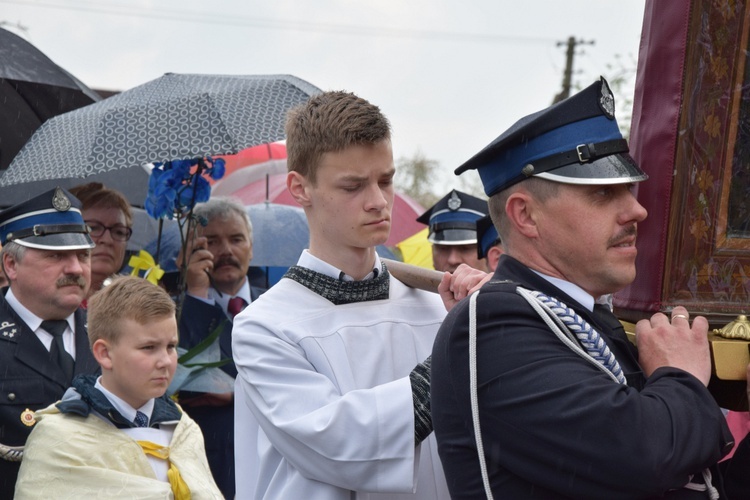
[134,411,149,428]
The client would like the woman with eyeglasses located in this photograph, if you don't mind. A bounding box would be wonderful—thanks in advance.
[69,182,133,302]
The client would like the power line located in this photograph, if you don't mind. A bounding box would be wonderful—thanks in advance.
[0,0,556,45]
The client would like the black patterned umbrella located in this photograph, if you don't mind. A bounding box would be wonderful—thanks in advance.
[0,73,321,206]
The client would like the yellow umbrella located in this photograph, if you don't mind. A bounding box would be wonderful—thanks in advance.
[396,228,434,270]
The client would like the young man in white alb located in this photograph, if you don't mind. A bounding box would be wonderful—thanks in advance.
[233,90,485,499]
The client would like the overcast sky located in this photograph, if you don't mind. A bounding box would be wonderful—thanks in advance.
[2,0,646,193]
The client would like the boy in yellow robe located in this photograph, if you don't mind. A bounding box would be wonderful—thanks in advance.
[15,275,222,499]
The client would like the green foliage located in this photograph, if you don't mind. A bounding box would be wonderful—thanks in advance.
[395,151,441,208]
[455,170,486,198]
[604,53,638,140]
[178,319,231,367]
[395,151,487,207]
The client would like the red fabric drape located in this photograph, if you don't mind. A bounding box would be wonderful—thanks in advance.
[614,0,692,315]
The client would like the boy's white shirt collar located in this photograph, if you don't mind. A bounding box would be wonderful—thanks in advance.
[298,249,382,281]
[95,376,154,423]
[95,378,174,483]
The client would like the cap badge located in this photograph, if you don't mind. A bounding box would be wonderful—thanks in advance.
[51,187,71,212]
[447,191,462,211]
[20,408,36,427]
[598,78,615,119]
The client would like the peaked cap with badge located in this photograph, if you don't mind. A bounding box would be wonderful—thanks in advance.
[417,189,489,245]
[0,187,94,250]
[455,77,648,197]
[476,214,500,259]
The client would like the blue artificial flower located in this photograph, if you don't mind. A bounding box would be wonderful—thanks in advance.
[177,175,211,208]
[157,169,182,195]
[205,157,226,180]
[145,167,171,218]
[171,159,193,179]
[147,166,164,191]
[145,190,174,219]
[145,155,225,221]
[195,175,211,202]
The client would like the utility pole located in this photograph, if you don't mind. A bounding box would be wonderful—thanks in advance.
[552,36,595,104]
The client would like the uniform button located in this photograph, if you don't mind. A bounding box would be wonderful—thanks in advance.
[7,393,16,401]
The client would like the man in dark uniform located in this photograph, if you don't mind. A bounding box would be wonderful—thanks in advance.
[0,187,99,497]
[417,189,489,272]
[177,196,264,499]
[475,214,503,272]
[431,78,748,498]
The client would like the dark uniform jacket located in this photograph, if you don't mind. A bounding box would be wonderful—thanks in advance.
[177,284,264,499]
[0,290,98,498]
[432,255,742,499]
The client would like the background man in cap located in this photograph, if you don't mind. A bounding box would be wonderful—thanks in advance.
[431,78,748,498]
[177,196,264,499]
[0,187,99,497]
[417,189,489,272]
[475,214,503,272]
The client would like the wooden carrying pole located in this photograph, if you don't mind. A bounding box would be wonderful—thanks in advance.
[382,258,443,292]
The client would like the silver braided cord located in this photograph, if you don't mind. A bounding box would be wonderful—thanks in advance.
[518,288,626,384]
[0,443,24,462]
[468,290,494,500]
[682,469,720,499]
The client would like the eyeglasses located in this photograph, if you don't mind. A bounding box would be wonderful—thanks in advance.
[86,221,133,242]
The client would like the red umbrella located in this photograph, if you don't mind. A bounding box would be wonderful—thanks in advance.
[213,141,287,185]
[214,159,425,246]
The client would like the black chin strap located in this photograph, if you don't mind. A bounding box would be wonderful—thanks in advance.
[521,138,629,177]
[7,223,90,241]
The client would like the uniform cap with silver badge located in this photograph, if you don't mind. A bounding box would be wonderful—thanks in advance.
[0,187,95,250]
[455,77,648,197]
[416,189,489,245]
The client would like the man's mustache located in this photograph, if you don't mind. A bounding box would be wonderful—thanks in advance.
[214,256,241,269]
[608,225,638,246]
[56,275,86,288]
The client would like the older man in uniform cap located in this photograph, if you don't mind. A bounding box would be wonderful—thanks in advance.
[475,214,502,272]
[417,189,489,272]
[0,187,98,497]
[431,77,748,498]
